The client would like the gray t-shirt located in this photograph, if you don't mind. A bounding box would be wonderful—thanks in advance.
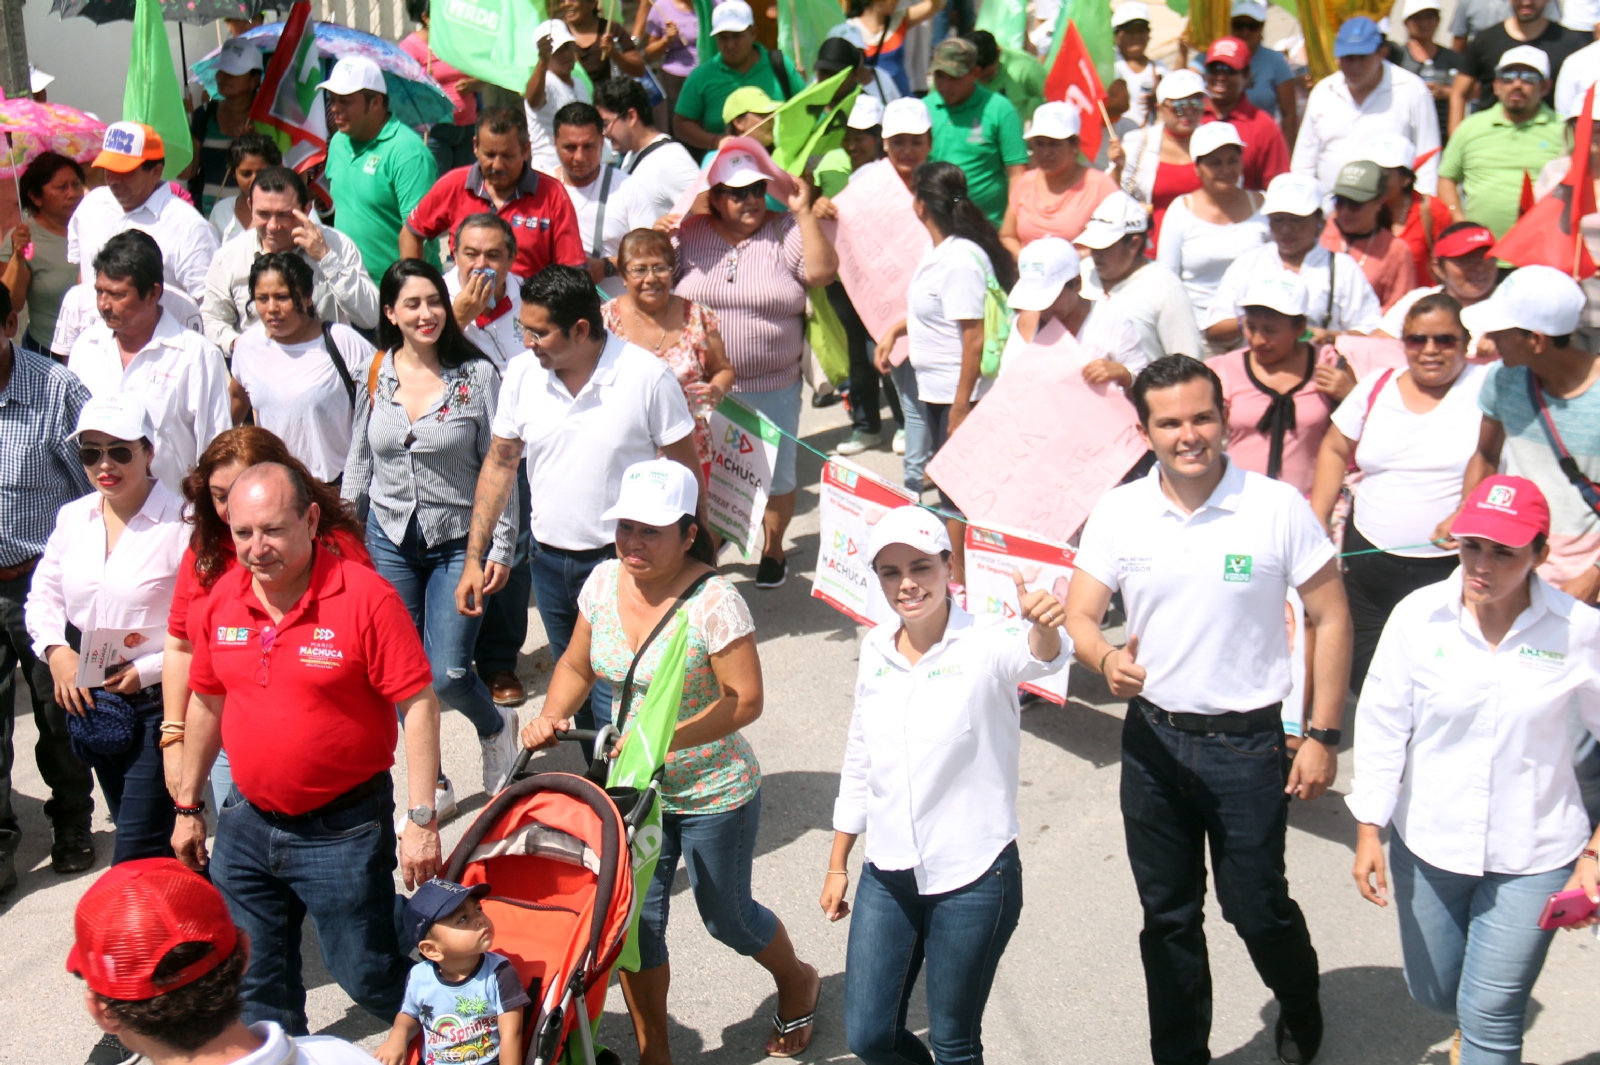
[1450,0,1561,38]
[0,223,75,348]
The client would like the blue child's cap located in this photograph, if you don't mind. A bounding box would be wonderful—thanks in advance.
[1334,17,1383,58]
[403,878,491,947]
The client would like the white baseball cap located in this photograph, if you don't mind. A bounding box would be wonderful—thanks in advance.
[712,0,754,35]
[881,96,932,138]
[1497,44,1551,79]
[215,38,264,76]
[1189,120,1243,162]
[1156,68,1207,104]
[1401,0,1441,18]
[1462,265,1586,336]
[1008,238,1082,312]
[533,18,578,50]
[603,459,700,527]
[316,55,386,96]
[847,94,884,131]
[1261,173,1322,216]
[1241,271,1310,316]
[1077,190,1150,249]
[71,393,155,444]
[867,504,952,563]
[1111,3,1151,28]
[1367,133,1417,170]
[1230,0,1269,22]
[1024,101,1081,141]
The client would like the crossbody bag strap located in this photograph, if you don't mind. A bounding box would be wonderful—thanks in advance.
[1346,367,1394,474]
[1419,192,1435,254]
[592,165,615,258]
[321,322,358,410]
[1525,368,1600,517]
[1326,251,1336,327]
[766,46,794,99]
[625,135,673,174]
[615,570,717,734]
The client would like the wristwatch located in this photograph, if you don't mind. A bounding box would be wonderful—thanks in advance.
[1305,727,1342,746]
[407,805,436,827]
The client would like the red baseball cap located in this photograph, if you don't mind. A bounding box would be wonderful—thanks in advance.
[1206,37,1251,71]
[1432,223,1494,260]
[1450,475,1550,548]
[67,859,239,1000]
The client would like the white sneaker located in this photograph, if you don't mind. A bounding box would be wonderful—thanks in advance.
[480,705,520,795]
[892,429,906,455]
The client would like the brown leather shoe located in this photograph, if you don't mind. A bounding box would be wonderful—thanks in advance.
[489,671,527,707]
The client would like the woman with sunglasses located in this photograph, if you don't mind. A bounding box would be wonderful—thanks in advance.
[25,394,189,864]
[673,142,837,590]
[604,229,735,473]
[1310,293,1485,694]
[1110,69,1208,255]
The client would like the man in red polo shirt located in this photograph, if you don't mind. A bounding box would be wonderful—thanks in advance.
[170,461,442,1037]
[1202,37,1289,192]
[400,106,585,280]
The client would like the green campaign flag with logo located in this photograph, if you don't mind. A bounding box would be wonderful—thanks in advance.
[1045,0,1113,90]
[123,0,192,180]
[771,67,858,174]
[429,0,549,95]
[607,614,692,972]
[778,0,847,78]
[974,0,1029,51]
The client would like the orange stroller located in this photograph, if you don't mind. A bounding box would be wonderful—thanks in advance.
[437,731,652,1065]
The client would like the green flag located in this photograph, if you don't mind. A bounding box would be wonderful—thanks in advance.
[770,67,857,174]
[777,0,846,79]
[428,0,550,95]
[607,612,693,973]
[1045,1,1114,91]
[692,0,716,79]
[974,0,1028,52]
[123,0,192,180]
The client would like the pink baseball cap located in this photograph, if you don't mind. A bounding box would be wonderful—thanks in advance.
[1450,475,1551,548]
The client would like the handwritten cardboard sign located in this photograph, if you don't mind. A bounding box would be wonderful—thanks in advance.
[826,159,929,366]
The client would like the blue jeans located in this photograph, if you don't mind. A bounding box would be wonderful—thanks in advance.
[1575,729,1600,829]
[1120,698,1320,1065]
[928,0,973,43]
[211,781,408,1034]
[844,842,1022,1065]
[84,693,174,864]
[636,789,779,970]
[889,360,931,493]
[1391,833,1569,1065]
[367,518,504,739]
[475,460,533,678]
[528,538,614,747]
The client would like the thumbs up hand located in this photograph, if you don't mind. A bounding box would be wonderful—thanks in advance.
[1104,633,1147,698]
[1013,569,1062,631]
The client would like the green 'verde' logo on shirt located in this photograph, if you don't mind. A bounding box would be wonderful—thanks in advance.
[1223,554,1253,582]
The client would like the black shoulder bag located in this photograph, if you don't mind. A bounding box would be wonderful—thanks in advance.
[321,322,358,410]
[1527,370,1600,518]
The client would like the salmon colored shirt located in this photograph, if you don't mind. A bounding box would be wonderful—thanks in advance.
[1320,220,1416,311]
[1011,166,1120,246]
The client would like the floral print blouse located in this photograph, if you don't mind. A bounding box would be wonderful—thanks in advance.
[601,298,720,467]
[578,560,760,815]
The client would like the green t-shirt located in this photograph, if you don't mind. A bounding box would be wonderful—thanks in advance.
[983,49,1046,123]
[1438,103,1566,239]
[814,147,855,199]
[927,84,1028,225]
[324,115,439,278]
[674,44,801,136]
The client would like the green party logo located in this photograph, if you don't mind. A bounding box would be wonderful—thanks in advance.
[1223,554,1253,583]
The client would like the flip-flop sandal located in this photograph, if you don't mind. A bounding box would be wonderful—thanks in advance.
[767,1008,816,1059]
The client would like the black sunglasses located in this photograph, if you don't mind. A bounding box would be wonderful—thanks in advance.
[712,181,767,202]
[79,444,138,467]
[1402,332,1466,349]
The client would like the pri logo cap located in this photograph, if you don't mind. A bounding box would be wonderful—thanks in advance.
[1450,475,1551,548]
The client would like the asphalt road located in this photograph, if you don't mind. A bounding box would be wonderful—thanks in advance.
[5,394,1598,1065]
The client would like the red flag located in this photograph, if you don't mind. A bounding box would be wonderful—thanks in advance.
[1493,82,1599,278]
[250,2,329,173]
[1519,171,1534,217]
[1044,21,1108,162]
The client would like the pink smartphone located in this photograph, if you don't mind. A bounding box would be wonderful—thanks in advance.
[1537,887,1598,931]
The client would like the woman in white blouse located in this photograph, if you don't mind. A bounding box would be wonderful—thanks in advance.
[820,505,1069,1065]
[1349,475,1600,1065]
[25,394,189,864]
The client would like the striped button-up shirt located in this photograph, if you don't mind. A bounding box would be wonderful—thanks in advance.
[0,343,91,568]
[342,352,517,566]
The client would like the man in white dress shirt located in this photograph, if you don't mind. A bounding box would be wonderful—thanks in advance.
[553,102,658,298]
[66,231,232,495]
[593,77,700,221]
[1291,17,1442,197]
[68,122,220,303]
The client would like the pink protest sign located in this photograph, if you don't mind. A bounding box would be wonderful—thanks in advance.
[826,159,929,366]
[925,328,1149,542]
[1334,335,1407,379]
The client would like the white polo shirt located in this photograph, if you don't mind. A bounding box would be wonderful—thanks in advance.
[833,606,1070,894]
[1348,572,1600,876]
[1290,63,1442,197]
[1073,457,1337,714]
[446,271,524,372]
[66,308,233,494]
[67,183,220,302]
[492,331,695,551]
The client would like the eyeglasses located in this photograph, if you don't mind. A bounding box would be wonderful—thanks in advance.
[712,182,767,202]
[625,263,673,279]
[1402,332,1466,349]
[1168,98,1207,113]
[1496,70,1543,85]
[78,444,137,467]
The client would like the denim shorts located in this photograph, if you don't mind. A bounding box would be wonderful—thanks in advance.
[733,380,802,496]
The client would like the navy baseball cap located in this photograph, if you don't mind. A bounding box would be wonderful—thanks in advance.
[1334,16,1383,58]
[403,879,491,946]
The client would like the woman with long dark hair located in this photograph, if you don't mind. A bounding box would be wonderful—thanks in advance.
[1,151,85,355]
[343,259,519,819]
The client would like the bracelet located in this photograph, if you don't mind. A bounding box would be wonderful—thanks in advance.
[1582,848,1599,863]
[1099,649,1115,675]
[159,720,186,734]
[174,800,206,817]
[825,869,849,877]
[158,732,185,749]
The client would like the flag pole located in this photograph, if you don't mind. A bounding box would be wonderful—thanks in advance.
[1097,99,1117,141]
[4,133,24,221]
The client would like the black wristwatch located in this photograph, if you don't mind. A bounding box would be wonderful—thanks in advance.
[1305,727,1342,746]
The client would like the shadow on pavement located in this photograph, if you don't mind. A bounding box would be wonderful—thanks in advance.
[1021,696,1124,769]
[668,770,840,898]
[0,789,109,910]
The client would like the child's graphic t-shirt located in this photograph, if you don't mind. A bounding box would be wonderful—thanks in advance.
[402,952,530,1064]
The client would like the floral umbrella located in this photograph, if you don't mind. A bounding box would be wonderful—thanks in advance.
[0,99,108,181]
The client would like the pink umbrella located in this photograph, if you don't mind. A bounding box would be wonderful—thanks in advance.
[0,98,108,180]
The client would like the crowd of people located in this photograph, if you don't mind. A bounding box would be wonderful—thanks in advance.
[9,0,1600,1063]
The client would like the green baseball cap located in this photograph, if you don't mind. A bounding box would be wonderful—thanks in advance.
[930,37,978,78]
[1332,159,1386,203]
[722,86,780,126]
